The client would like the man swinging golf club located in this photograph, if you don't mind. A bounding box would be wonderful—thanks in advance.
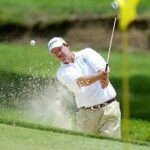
[47,1,121,138]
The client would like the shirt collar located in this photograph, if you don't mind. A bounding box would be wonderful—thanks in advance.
[60,51,79,66]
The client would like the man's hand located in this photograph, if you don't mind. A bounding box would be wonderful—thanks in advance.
[97,70,108,81]
[100,79,109,88]
[99,71,109,88]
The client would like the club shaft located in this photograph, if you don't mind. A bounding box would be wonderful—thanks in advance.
[105,16,117,71]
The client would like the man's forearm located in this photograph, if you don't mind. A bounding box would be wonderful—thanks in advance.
[76,71,107,87]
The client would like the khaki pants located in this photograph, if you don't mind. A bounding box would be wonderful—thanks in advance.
[76,101,121,139]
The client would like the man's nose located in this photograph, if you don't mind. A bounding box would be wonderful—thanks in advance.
[56,51,62,57]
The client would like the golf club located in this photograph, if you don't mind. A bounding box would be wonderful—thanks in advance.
[105,1,118,71]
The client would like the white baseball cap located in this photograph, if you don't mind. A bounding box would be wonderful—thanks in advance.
[48,37,67,53]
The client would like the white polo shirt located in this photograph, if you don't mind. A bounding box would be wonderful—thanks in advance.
[57,48,116,108]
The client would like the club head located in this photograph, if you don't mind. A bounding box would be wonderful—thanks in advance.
[111,1,119,12]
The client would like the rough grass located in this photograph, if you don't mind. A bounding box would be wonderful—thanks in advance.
[129,119,150,142]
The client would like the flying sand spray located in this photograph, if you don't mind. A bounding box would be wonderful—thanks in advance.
[22,78,75,129]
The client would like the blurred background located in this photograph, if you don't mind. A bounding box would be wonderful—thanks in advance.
[0,0,150,145]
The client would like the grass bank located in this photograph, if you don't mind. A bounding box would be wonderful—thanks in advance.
[0,116,150,145]
[0,0,149,26]
[1,123,149,150]
[1,44,150,77]
[0,107,150,142]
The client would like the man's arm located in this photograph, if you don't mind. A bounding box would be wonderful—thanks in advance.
[76,71,108,87]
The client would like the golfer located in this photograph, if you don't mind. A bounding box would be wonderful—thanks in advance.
[48,37,121,138]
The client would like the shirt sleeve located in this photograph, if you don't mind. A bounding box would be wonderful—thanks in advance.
[82,48,110,72]
[57,69,81,93]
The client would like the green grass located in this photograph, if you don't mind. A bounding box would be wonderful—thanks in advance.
[0,44,58,77]
[1,44,150,77]
[0,0,149,25]
[0,123,149,150]
[102,51,150,78]
[129,120,150,142]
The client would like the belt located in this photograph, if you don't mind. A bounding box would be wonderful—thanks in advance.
[80,98,116,110]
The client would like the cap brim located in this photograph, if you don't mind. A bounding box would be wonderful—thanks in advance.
[48,37,67,53]
[49,41,64,53]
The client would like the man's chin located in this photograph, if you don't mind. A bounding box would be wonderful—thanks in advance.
[62,59,69,64]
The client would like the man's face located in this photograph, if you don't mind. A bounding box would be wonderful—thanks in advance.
[51,44,73,64]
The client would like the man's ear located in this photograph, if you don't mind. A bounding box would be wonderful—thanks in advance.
[63,43,69,48]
